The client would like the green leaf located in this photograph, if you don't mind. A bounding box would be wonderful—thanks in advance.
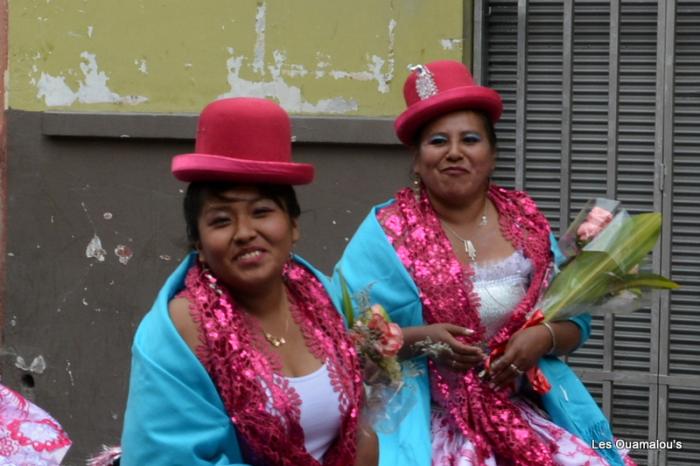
[338,271,354,328]
[542,212,677,321]
[541,251,621,320]
[608,273,680,293]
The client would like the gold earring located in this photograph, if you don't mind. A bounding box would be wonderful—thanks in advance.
[412,173,422,200]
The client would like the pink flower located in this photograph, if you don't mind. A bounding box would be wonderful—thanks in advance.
[577,206,613,242]
[378,322,403,357]
[367,305,403,357]
[366,306,390,340]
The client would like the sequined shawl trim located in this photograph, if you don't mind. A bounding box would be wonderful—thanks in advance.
[378,185,556,465]
[179,262,362,466]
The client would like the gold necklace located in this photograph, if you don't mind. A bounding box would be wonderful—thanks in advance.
[263,331,287,347]
[262,307,291,347]
[441,201,489,262]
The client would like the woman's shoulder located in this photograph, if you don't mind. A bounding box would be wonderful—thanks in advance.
[168,296,200,354]
[491,184,538,205]
[490,184,547,219]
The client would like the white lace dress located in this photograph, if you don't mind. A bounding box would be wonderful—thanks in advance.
[431,251,635,466]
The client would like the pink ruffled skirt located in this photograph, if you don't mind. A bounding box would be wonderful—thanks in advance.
[432,399,637,466]
[0,384,71,466]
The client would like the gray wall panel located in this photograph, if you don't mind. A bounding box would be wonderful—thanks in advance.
[2,109,410,464]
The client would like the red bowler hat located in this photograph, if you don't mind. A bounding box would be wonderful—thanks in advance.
[394,60,503,146]
[172,98,314,185]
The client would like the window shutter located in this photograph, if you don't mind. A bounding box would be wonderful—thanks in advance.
[483,1,700,464]
[666,1,700,463]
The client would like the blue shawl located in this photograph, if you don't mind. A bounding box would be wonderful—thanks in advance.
[121,253,403,466]
[331,201,625,466]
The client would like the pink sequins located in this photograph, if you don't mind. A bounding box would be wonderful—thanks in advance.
[378,185,555,465]
[179,262,363,466]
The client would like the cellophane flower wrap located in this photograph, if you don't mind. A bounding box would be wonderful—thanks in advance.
[338,273,416,433]
[542,198,678,322]
[491,198,678,394]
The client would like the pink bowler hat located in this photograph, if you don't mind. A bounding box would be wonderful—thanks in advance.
[394,60,503,146]
[172,98,314,185]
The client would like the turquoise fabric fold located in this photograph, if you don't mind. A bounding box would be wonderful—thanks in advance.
[121,252,406,465]
[121,253,247,466]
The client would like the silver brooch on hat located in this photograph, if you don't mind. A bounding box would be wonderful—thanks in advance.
[409,64,438,100]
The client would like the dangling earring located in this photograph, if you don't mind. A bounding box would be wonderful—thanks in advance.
[200,263,223,295]
[412,173,422,201]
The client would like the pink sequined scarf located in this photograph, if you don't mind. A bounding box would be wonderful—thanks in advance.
[379,185,556,465]
[180,262,363,466]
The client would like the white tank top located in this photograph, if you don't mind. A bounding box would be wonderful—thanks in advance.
[286,364,342,460]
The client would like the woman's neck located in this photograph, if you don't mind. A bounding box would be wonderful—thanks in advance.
[233,279,288,318]
[428,189,489,227]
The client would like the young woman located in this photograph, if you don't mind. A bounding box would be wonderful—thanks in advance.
[119,98,379,466]
[335,60,635,466]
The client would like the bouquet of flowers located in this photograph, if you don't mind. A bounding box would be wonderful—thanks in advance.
[338,274,415,432]
[488,198,679,393]
[542,198,678,321]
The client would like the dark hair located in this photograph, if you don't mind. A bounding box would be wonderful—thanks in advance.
[413,109,498,151]
[183,182,301,247]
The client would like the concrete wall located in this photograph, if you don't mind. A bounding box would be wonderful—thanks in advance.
[0,0,7,343]
[10,0,467,115]
[3,1,473,463]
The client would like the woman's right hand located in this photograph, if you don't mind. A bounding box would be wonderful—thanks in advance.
[401,323,485,372]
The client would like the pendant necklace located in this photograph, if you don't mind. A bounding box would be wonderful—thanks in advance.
[261,295,292,347]
[441,201,489,263]
[263,311,291,347]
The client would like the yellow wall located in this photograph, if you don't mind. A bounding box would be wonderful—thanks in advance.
[10,0,469,116]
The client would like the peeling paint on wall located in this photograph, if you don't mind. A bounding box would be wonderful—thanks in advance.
[135,59,147,75]
[35,52,148,106]
[440,38,463,50]
[219,49,358,114]
[217,3,362,113]
[114,244,133,265]
[15,355,46,374]
[66,360,75,386]
[85,234,106,262]
[252,3,266,75]
[10,0,466,115]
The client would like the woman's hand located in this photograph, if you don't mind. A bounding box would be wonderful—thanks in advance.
[488,320,582,389]
[487,325,551,389]
[355,425,379,466]
[401,323,484,372]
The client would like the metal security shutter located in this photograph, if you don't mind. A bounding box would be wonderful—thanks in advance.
[480,1,700,464]
[487,0,519,190]
[522,3,564,231]
[565,0,611,381]
[665,1,700,464]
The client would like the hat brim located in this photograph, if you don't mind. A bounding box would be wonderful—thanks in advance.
[172,153,315,185]
[395,86,503,146]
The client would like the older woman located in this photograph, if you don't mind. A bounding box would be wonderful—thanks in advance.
[335,61,635,466]
[119,98,379,466]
